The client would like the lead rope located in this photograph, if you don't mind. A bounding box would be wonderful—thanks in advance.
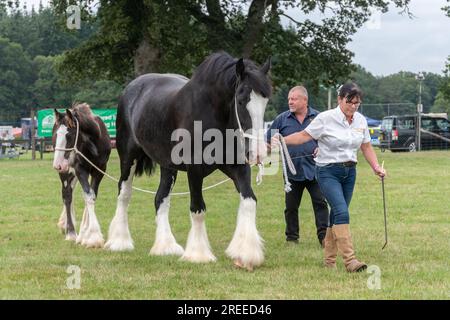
[271,133,297,192]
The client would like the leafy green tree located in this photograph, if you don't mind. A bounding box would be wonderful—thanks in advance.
[32,55,123,109]
[0,4,96,58]
[53,0,210,83]
[0,37,33,121]
[0,2,100,121]
[266,66,446,121]
[31,55,77,108]
[265,84,289,120]
[430,91,450,115]
[50,0,411,87]
[73,80,123,109]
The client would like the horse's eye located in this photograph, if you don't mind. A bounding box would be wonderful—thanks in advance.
[239,97,248,106]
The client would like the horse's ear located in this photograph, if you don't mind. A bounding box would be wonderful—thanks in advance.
[260,57,271,74]
[66,109,75,128]
[54,109,64,124]
[236,58,245,79]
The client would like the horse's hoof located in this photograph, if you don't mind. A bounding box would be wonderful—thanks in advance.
[75,235,83,244]
[105,239,134,251]
[233,259,253,272]
[150,242,184,256]
[65,232,77,242]
[82,234,104,248]
[84,240,104,249]
[180,253,217,263]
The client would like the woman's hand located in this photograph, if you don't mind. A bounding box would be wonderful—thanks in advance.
[373,164,386,178]
[313,147,319,158]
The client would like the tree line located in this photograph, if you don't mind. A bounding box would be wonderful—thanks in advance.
[265,66,449,121]
[0,1,122,124]
[0,0,449,125]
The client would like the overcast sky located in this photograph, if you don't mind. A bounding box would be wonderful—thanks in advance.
[22,0,450,76]
[347,0,450,76]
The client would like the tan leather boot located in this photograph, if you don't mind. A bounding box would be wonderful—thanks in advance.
[332,224,367,272]
[323,227,337,269]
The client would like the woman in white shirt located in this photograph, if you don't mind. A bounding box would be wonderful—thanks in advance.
[272,83,386,272]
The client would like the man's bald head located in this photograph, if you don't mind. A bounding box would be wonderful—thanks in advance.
[289,86,308,99]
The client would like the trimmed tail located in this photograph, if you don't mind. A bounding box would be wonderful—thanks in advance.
[134,153,156,177]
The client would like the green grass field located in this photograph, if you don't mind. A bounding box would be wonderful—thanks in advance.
[0,149,449,299]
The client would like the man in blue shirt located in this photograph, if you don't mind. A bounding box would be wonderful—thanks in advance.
[266,86,328,246]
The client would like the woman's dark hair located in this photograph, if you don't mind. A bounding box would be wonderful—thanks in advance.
[337,83,363,102]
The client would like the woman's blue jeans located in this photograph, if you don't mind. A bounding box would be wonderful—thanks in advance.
[315,164,356,226]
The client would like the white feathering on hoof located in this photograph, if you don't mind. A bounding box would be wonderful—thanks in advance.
[226,196,264,271]
[105,166,135,252]
[181,211,216,263]
[78,191,104,248]
[150,197,184,256]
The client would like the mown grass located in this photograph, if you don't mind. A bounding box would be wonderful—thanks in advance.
[0,149,449,299]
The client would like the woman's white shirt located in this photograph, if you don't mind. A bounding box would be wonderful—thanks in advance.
[304,106,371,165]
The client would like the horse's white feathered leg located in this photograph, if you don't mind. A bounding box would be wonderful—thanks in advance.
[150,196,184,256]
[105,164,135,251]
[226,196,264,271]
[80,190,104,248]
[181,211,216,263]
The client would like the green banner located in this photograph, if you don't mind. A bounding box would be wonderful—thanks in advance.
[37,109,117,138]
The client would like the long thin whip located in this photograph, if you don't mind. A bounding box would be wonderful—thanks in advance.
[381,161,388,250]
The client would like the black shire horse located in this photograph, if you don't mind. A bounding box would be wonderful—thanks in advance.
[53,103,111,248]
[104,52,271,271]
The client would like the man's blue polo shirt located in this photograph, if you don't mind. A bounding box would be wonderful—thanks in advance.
[266,107,320,182]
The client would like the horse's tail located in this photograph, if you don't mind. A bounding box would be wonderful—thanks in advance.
[134,153,156,177]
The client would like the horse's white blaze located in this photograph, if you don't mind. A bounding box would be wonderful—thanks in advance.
[181,211,216,263]
[53,125,70,172]
[150,196,184,256]
[78,190,104,248]
[246,91,268,163]
[105,165,135,251]
[225,196,264,269]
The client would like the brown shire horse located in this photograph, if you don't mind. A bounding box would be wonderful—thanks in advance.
[52,103,111,247]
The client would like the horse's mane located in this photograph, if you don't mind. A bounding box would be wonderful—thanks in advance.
[191,51,271,98]
[70,103,101,138]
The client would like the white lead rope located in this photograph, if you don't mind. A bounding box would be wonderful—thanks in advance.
[271,133,297,192]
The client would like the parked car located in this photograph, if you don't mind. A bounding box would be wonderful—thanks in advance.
[379,114,450,152]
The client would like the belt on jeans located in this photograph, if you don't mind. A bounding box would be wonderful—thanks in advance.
[334,161,357,167]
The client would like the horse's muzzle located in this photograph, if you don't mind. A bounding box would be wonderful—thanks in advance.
[53,159,70,173]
